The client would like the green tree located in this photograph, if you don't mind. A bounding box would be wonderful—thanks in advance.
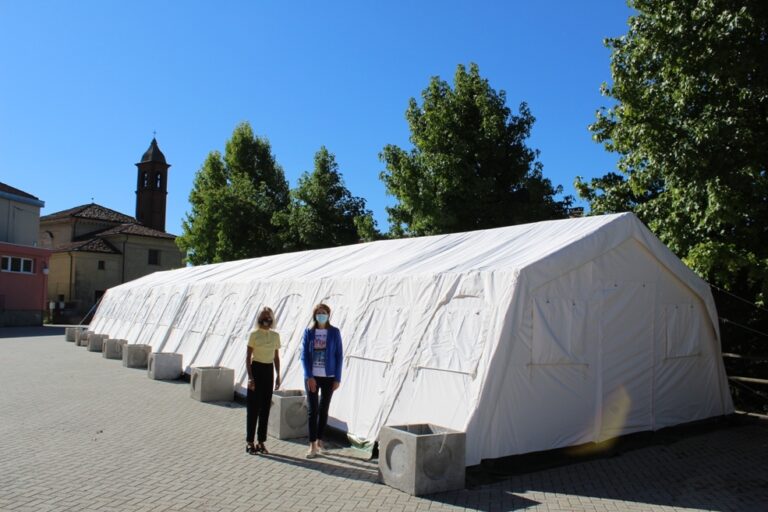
[578,0,768,304]
[177,122,289,264]
[380,63,570,237]
[273,146,378,251]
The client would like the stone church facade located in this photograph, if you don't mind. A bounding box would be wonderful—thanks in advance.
[40,138,183,321]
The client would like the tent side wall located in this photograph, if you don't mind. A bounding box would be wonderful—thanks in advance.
[466,235,733,465]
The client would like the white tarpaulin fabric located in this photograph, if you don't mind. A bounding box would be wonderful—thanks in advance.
[90,212,733,465]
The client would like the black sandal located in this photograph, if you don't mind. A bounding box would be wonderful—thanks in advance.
[257,442,269,454]
[246,443,258,455]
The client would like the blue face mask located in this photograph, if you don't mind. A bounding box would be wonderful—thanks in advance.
[315,313,329,324]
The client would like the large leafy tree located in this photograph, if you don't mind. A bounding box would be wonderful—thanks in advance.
[578,0,768,304]
[274,146,378,251]
[380,63,570,236]
[177,122,290,264]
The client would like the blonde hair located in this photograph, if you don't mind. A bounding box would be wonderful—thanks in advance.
[257,307,275,327]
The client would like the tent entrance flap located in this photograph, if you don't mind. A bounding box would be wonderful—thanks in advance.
[596,281,654,442]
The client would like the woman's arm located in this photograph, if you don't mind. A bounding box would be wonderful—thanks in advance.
[333,328,343,390]
[246,346,255,390]
[273,350,281,390]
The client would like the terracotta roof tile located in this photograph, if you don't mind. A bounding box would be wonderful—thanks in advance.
[54,238,121,254]
[41,203,137,223]
[97,223,176,239]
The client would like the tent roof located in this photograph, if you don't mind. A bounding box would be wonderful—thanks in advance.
[123,213,635,288]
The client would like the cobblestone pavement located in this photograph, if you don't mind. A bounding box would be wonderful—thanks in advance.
[1,327,766,512]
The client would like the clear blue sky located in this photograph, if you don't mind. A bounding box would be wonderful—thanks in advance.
[1,1,632,236]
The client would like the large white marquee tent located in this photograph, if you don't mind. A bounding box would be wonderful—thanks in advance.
[90,212,733,465]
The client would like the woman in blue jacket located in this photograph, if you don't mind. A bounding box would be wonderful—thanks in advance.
[301,303,343,458]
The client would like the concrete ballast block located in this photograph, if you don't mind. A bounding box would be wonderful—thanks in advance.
[190,366,234,402]
[75,330,93,346]
[65,327,78,342]
[102,339,126,359]
[379,423,466,496]
[122,344,151,368]
[268,389,308,439]
[148,352,183,380]
[87,334,106,352]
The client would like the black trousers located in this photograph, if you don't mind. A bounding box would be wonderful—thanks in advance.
[306,376,335,442]
[246,361,274,443]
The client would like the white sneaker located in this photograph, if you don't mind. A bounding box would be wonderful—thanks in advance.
[305,448,318,459]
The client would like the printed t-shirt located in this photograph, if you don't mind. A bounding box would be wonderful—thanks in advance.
[312,329,333,377]
[248,329,281,364]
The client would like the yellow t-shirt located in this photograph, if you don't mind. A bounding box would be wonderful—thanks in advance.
[248,329,281,364]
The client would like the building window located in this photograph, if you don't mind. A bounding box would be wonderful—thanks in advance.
[1,256,34,274]
[143,172,149,188]
[98,260,105,270]
[148,249,160,266]
[155,173,162,189]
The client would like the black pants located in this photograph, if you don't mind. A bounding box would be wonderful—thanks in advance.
[306,376,335,442]
[246,361,274,443]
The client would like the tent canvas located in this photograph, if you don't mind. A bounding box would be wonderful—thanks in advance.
[90,212,733,465]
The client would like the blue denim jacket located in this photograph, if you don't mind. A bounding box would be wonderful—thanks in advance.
[301,326,343,382]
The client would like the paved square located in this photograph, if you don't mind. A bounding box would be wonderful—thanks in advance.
[1,327,766,511]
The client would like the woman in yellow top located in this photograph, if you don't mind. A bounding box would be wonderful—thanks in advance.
[245,307,281,455]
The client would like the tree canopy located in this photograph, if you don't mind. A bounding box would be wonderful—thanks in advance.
[577,0,768,304]
[273,146,377,251]
[177,122,289,264]
[380,63,570,237]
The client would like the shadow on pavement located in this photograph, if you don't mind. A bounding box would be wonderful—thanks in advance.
[0,326,65,338]
[425,415,768,511]
[259,451,380,484]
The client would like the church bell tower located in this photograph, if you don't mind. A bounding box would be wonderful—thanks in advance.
[135,137,170,232]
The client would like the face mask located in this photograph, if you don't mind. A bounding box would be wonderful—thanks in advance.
[260,318,273,327]
[315,313,329,324]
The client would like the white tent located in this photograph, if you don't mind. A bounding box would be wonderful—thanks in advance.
[90,212,733,465]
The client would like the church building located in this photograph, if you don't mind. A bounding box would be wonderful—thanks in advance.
[40,138,183,321]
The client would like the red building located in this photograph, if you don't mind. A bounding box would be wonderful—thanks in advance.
[0,183,51,325]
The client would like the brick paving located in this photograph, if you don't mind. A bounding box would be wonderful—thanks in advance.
[1,326,766,512]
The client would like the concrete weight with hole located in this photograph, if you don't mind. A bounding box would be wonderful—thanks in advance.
[122,344,151,368]
[86,333,106,352]
[378,424,465,496]
[190,366,234,402]
[268,389,308,439]
[147,352,183,380]
[75,330,93,346]
[102,339,126,359]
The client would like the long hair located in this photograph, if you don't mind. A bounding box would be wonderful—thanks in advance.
[257,307,275,328]
[311,303,332,330]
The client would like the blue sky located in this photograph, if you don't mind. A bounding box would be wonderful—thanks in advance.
[1,1,632,236]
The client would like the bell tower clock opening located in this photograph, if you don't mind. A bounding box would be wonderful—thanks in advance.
[135,137,170,232]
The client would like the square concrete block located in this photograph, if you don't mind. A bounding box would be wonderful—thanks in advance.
[268,389,308,439]
[102,339,126,359]
[148,352,183,380]
[379,424,465,496]
[122,344,151,368]
[190,366,234,402]
[65,327,79,342]
[87,334,106,352]
[75,330,93,346]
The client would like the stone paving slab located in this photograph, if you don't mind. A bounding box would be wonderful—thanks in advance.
[1,326,767,511]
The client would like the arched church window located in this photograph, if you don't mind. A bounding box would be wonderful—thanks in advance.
[155,173,162,189]
[143,172,149,188]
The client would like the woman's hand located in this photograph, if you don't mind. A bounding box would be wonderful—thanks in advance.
[307,377,317,393]
[274,376,281,390]
[332,380,340,391]
[248,379,255,391]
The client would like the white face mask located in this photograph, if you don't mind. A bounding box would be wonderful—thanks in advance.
[315,313,329,324]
